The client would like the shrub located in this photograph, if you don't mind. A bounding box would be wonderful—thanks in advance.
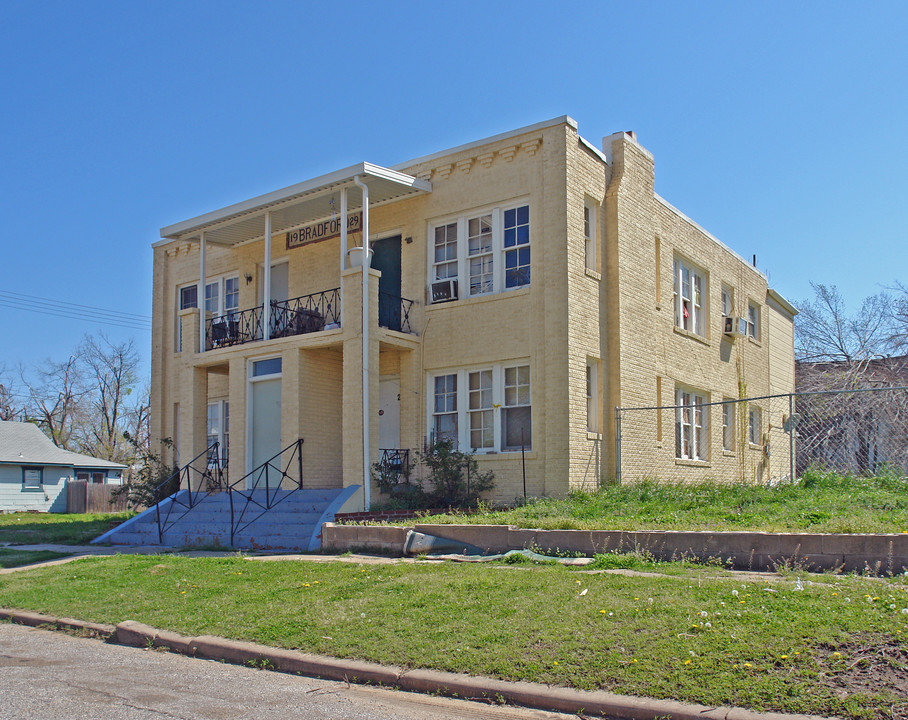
[416,438,494,509]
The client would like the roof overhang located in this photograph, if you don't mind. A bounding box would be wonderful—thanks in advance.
[158,162,432,247]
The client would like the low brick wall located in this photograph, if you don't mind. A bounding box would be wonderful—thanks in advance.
[334,509,455,524]
[321,523,908,574]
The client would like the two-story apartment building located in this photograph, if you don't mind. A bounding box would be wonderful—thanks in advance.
[150,116,796,511]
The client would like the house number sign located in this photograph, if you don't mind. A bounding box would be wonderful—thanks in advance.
[286,212,362,250]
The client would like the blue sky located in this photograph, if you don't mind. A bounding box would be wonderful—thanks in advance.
[1,1,906,382]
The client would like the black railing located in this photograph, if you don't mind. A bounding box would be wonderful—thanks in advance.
[271,288,341,339]
[204,289,341,350]
[379,448,410,477]
[378,292,415,334]
[227,439,305,544]
[155,442,224,542]
[206,308,264,350]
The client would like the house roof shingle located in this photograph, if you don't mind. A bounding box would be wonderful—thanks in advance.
[0,421,127,470]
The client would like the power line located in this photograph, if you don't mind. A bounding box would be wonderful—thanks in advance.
[0,297,152,331]
[0,290,151,321]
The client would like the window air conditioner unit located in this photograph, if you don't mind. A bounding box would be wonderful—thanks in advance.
[723,315,746,338]
[431,279,458,303]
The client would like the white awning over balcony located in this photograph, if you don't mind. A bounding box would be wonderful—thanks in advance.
[158,162,431,246]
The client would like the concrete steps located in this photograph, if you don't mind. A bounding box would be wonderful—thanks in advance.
[93,486,360,552]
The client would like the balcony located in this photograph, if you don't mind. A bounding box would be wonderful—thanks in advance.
[205,288,341,350]
[378,291,415,334]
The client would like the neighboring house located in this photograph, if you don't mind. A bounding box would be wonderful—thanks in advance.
[150,115,796,509]
[0,421,127,513]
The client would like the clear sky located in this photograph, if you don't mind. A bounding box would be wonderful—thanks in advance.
[1,0,906,382]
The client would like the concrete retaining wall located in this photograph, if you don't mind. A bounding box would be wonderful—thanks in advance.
[321,523,908,574]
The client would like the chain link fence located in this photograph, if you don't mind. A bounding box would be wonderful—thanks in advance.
[616,387,908,484]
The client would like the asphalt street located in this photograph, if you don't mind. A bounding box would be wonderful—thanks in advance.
[0,622,577,720]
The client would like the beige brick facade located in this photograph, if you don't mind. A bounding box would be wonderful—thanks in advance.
[150,116,796,507]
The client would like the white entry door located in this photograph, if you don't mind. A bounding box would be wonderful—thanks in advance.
[378,377,401,449]
[248,358,282,490]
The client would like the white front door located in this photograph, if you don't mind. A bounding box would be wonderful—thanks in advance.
[378,377,401,449]
[248,357,283,490]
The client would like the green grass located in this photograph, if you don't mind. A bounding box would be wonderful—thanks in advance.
[0,512,131,545]
[415,469,908,533]
[0,554,905,718]
[0,549,72,569]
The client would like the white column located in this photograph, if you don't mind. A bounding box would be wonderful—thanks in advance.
[353,176,371,511]
[199,230,207,353]
[339,187,348,270]
[263,212,272,341]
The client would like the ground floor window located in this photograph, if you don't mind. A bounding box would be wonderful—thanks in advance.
[722,401,735,451]
[675,387,708,460]
[22,466,42,489]
[748,406,762,446]
[207,400,229,467]
[430,363,531,452]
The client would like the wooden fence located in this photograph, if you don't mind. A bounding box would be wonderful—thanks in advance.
[67,481,130,514]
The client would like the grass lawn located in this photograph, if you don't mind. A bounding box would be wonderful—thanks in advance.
[0,554,906,719]
[0,549,72,569]
[0,512,131,546]
[412,469,908,534]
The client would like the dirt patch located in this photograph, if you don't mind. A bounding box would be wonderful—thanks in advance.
[816,634,908,719]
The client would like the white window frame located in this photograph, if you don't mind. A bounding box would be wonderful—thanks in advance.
[432,373,458,446]
[721,285,734,318]
[428,200,530,301]
[747,301,761,341]
[748,406,762,446]
[584,200,597,272]
[586,360,599,433]
[428,362,532,453]
[722,401,735,452]
[207,399,229,468]
[673,257,706,337]
[675,387,708,461]
[204,274,240,321]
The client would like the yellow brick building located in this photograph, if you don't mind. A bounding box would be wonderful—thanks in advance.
[150,116,796,509]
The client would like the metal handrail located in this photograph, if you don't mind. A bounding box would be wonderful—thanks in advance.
[378,291,415,334]
[154,442,224,543]
[226,439,304,544]
[270,289,341,339]
[205,308,264,350]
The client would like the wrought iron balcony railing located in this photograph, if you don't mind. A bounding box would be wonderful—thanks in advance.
[378,291,415,334]
[204,288,341,350]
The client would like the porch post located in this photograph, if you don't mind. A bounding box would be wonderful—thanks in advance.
[199,230,207,353]
[353,176,371,511]
[339,186,348,270]
[263,211,272,341]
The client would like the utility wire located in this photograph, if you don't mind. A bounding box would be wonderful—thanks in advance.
[0,290,151,321]
[0,297,152,331]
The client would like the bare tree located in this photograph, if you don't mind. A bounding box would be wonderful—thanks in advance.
[75,334,141,464]
[20,355,86,450]
[795,283,892,364]
[0,365,21,421]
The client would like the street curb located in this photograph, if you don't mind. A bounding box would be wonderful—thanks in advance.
[0,609,832,720]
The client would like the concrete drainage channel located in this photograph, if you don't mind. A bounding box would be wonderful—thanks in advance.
[323,523,908,574]
[0,608,826,720]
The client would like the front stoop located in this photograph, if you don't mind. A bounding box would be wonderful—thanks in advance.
[93,486,359,552]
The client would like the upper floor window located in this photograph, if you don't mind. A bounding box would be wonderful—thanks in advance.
[429,203,530,302]
[584,201,597,271]
[675,387,708,461]
[204,276,239,320]
[721,285,734,318]
[180,285,198,310]
[747,301,761,341]
[673,258,705,337]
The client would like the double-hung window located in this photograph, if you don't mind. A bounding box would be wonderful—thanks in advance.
[747,302,760,340]
[748,406,762,446]
[584,200,597,272]
[207,400,229,467]
[432,374,458,444]
[722,401,735,451]
[673,258,705,336]
[586,360,599,433]
[22,467,43,489]
[204,276,239,321]
[429,202,530,301]
[430,363,532,452]
[675,387,708,461]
